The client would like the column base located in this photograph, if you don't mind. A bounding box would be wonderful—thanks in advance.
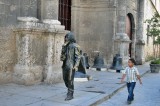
[136,58,145,65]
[123,56,130,66]
[44,64,63,84]
[136,40,145,65]
[13,65,43,85]
[0,71,12,84]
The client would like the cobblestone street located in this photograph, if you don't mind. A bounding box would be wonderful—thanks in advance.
[99,73,160,106]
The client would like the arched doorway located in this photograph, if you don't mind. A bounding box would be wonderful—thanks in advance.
[126,13,135,57]
[58,0,71,30]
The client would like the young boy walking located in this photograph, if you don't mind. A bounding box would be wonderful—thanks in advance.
[121,58,142,104]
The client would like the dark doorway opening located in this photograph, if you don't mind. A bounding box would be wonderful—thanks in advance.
[126,13,135,57]
[58,0,71,30]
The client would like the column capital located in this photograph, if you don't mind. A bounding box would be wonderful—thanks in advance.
[115,33,131,42]
[136,39,145,45]
[42,19,65,33]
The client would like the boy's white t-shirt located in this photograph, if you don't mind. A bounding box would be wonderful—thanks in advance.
[122,66,140,83]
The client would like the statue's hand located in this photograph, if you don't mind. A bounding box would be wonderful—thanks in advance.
[73,66,78,71]
[60,55,66,61]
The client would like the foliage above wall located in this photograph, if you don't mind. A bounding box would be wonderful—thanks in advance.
[145,13,160,44]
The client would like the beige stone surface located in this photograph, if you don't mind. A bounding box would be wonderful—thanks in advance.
[0,27,16,84]
[44,64,63,84]
[0,71,13,84]
[72,0,139,65]
[143,0,160,59]
[41,0,59,20]
[12,18,65,85]
[13,65,43,85]
[72,0,115,64]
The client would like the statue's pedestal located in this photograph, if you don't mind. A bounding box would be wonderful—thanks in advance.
[13,17,66,85]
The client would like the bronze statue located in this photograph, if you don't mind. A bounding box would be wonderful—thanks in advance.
[77,50,87,74]
[60,32,81,101]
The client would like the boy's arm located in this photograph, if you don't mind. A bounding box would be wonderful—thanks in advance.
[121,74,126,83]
[135,68,142,84]
[137,75,142,84]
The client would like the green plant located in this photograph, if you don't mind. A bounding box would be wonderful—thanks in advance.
[145,13,160,58]
[145,13,160,44]
[151,58,160,64]
[145,55,156,62]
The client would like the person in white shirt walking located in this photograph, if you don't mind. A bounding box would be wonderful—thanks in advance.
[121,58,142,104]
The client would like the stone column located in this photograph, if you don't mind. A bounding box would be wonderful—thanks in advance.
[42,20,66,84]
[136,0,145,65]
[136,40,145,65]
[40,0,59,20]
[13,17,66,85]
[13,17,46,85]
[39,0,66,84]
[115,0,131,65]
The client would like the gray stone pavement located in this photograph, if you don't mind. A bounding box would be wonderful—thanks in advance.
[0,63,150,106]
[99,72,160,106]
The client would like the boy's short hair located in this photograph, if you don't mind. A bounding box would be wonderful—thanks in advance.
[129,58,136,65]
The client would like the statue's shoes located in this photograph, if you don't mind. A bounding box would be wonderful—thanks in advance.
[65,96,73,101]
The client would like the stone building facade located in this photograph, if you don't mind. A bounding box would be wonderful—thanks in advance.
[72,0,138,65]
[71,0,160,64]
[0,0,159,84]
[0,0,66,85]
[143,0,160,58]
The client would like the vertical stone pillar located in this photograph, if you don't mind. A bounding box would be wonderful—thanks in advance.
[39,0,66,84]
[41,0,59,20]
[136,40,145,65]
[13,17,46,85]
[13,17,66,85]
[136,0,145,64]
[42,20,66,84]
[117,0,127,34]
[115,0,131,65]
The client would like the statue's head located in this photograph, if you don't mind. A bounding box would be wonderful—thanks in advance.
[65,32,76,43]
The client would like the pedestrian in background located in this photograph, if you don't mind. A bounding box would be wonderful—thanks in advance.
[121,58,142,104]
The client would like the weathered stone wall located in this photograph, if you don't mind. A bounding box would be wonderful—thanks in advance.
[72,0,139,65]
[0,27,16,83]
[0,0,66,85]
[114,0,137,65]
[126,0,137,61]
[0,0,38,84]
[0,0,38,26]
[12,18,65,85]
[41,0,58,20]
[72,0,116,64]
[143,0,159,59]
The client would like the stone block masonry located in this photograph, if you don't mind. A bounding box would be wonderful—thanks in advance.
[0,27,16,84]
[0,0,66,85]
[0,0,38,27]
[12,17,66,85]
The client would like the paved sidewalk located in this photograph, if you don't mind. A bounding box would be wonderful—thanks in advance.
[0,63,150,106]
[99,72,160,106]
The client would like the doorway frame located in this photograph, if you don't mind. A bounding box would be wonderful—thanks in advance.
[126,13,136,58]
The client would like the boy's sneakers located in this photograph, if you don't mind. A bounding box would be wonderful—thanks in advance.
[127,100,132,104]
[132,98,134,101]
